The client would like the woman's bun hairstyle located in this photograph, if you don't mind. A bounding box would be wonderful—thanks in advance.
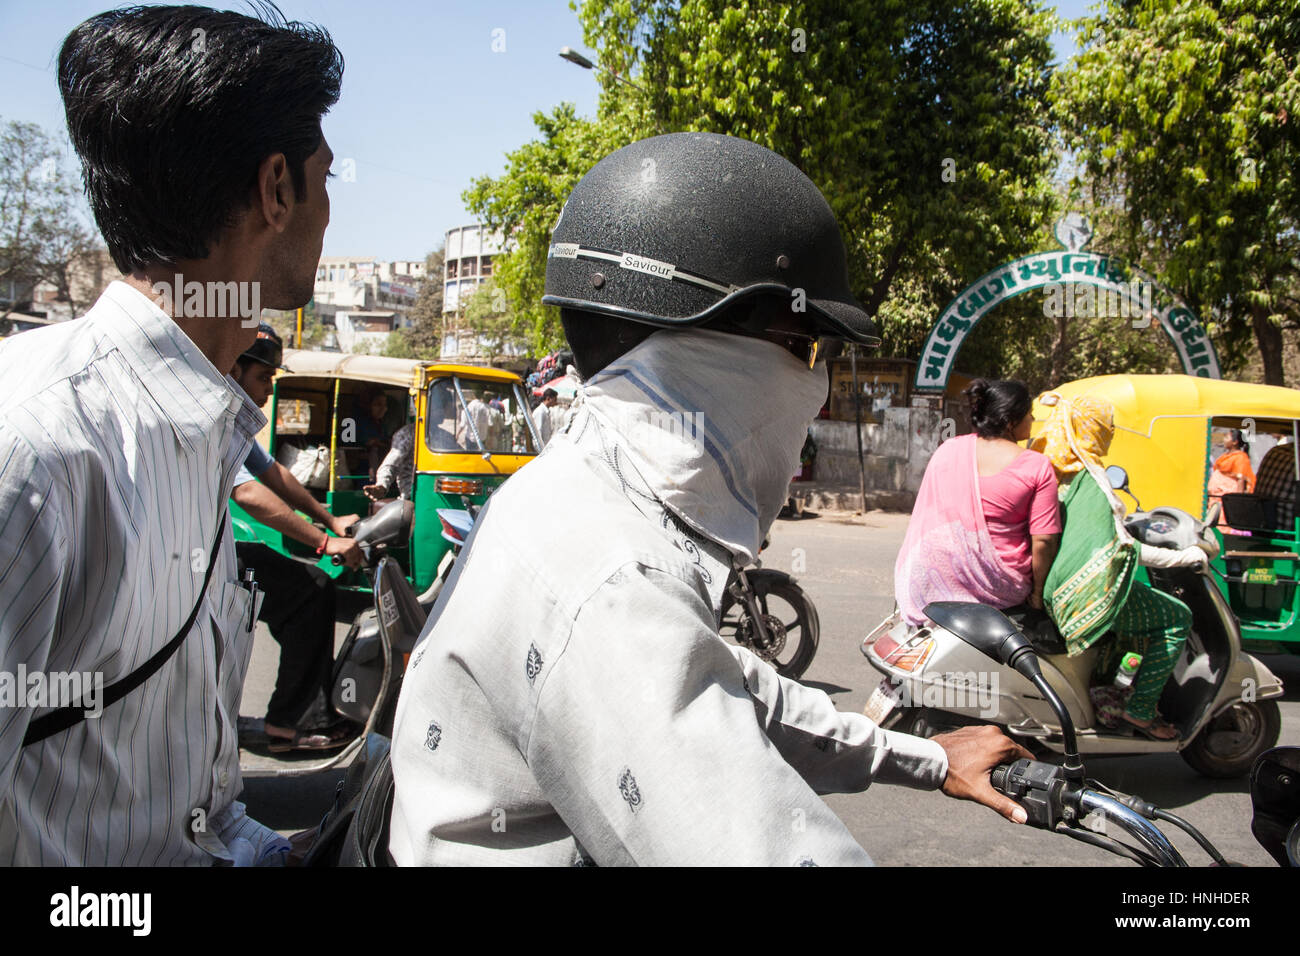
[964,378,1032,439]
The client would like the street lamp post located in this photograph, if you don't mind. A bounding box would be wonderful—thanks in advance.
[558,46,664,132]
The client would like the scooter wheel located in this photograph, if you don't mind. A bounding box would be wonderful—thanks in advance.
[1180,700,1282,779]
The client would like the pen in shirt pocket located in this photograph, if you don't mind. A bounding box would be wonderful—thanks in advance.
[239,568,259,631]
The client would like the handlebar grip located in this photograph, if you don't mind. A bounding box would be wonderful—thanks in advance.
[990,763,1012,795]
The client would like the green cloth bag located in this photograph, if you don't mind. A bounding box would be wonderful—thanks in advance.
[1045,471,1139,656]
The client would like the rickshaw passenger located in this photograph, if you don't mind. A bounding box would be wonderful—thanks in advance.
[1033,395,1208,739]
[1255,442,1298,530]
[1211,429,1255,494]
[354,386,393,482]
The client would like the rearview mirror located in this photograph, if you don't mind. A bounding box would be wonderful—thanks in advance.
[1105,464,1129,491]
[923,601,1041,680]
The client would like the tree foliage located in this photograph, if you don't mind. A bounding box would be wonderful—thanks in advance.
[464,104,623,353]
[0,119,97,319]
[1053,0,1300,385]
[385,246,446,359]
[461,280,531,363]
[466,0,1061,360]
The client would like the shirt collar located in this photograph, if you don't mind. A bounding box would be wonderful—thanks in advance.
[563,405,732,614]
[94,281,266,452]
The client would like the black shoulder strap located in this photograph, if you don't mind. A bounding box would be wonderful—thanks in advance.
[23,510,229,747]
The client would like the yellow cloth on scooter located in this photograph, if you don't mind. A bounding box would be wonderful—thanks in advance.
[1045,470,1138,656]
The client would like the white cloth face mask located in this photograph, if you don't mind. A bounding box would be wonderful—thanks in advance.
[582,326,829,563]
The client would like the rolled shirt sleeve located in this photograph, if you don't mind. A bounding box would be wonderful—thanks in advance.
[233,442,274,488]
[524,561,946,866]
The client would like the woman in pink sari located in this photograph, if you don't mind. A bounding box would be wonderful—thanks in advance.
[895,379,1061,626]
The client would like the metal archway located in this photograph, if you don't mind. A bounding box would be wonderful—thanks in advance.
[914,218,1220,390]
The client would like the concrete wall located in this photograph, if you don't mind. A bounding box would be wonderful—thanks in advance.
[805,402,950,509]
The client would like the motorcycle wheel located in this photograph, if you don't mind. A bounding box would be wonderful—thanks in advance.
[1180,700,1281,779]
[718,570,819,679]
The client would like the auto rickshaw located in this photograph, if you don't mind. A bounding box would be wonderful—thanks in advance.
[1032,374,1300,655]
[232,349,540,599]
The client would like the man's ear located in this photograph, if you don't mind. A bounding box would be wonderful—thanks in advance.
[253,153,293,232]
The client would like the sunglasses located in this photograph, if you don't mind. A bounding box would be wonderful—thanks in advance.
[716,323,838,369]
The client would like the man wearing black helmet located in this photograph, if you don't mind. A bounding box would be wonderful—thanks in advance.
[230,324,362,751]
[389,133,1031,865]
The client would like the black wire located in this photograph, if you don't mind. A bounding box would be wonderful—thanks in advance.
[1154,809,1226,865]
[1055,822,1161,867]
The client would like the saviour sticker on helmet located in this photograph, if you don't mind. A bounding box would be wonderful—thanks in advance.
[549,242,580,259]
[620,252,675,279]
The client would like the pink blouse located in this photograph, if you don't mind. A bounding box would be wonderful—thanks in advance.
[978,449,1061,583]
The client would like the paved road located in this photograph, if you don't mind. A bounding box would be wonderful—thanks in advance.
[761,511,1299,867]
[236,510,1299,865]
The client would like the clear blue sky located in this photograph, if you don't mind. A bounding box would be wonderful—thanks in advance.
[0,0,1096,262]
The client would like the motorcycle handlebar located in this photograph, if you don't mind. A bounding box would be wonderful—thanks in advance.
[989,760,1189,866]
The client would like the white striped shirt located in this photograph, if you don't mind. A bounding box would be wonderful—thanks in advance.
[0,280,277,865]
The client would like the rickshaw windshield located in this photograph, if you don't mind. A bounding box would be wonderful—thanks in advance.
[425,377,538,456]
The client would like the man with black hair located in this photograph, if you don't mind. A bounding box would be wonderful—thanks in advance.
[532,388,560,446]
[389,133,1032,866]
[0,4,343,864]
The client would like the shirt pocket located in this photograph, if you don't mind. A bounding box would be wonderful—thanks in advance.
[213,576,256,640]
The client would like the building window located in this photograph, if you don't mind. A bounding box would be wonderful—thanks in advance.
[480,255,493,276]
[461,258,477,277]
[446,259,458,279]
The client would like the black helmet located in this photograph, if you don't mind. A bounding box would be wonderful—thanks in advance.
[541,132,879,346]
[240,322,286,369]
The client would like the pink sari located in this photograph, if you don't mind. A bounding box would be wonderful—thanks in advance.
[895,433,1032,625]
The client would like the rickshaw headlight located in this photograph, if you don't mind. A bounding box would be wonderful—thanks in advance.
[436,477,484,496]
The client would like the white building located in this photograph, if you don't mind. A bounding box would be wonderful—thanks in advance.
[314,257,425,352]
[441,223,507,362]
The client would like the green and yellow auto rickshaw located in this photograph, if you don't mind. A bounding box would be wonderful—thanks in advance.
[232,349,540,599]
[1033,374,1300,655]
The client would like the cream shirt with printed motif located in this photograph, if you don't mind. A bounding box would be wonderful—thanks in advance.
[388,403,948,866]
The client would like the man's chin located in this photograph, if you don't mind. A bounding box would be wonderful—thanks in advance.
[261,290,312,312]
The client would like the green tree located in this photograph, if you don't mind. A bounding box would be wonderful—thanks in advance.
[388,245,445,359]
[1053,0,1300,385]
[464,104,622,353]
[461,280,531,364]
[0,119,97,319]
[466,0,1061,360]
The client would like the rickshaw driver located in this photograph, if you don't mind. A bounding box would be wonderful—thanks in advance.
[388,133,1032,866]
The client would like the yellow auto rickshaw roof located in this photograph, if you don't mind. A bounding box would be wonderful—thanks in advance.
[280,349,524,389]
[1042,375,1300,436]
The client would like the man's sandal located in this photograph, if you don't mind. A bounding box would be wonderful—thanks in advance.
[266,726,352,753]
